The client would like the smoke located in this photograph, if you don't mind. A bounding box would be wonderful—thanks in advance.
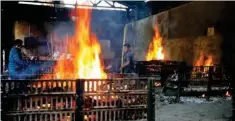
[91,10,127,57]
[47,10,127,59]
[52,21,75,39]
[46,21,75,57]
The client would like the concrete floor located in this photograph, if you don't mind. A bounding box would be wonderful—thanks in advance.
[155,97,232,121]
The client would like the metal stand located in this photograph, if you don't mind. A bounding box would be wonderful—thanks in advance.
[75,80,84,121]
[147,79,154,121]
[206,66,213,101]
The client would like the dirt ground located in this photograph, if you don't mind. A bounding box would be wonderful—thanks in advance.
[155,97,232,121]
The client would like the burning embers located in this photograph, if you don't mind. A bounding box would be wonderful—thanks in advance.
[146,27,165,61]
[195,52,213,67]
[42,8,106,79]
[225,91,231,97]
[199,91,231,98]
[192,52,214,78]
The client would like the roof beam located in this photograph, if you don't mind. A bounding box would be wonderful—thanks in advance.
[18,1,127,11]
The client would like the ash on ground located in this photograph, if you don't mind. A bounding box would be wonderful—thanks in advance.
[155,96,232,121]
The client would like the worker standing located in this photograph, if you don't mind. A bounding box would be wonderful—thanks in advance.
[120,43,134,73]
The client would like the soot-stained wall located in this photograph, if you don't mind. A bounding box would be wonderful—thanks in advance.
[125,1,234,66]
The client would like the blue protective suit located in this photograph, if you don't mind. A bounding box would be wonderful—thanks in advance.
[8,47,54,79]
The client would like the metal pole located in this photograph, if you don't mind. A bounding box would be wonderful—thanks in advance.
[176,81,181,103]
[2,49,5,71]
[207,66,212,101]
[233,80,235,121]
[147,78,154,121]
[231,69,235,121]
[75,79,84,121]
[50,35,53,57]
[121,25,128,74]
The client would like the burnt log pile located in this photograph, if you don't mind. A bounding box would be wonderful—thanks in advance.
[135,60,232,102]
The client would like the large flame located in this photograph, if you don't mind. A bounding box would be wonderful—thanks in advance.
[72,8,106,79]
[194,52,213,66]
[146,27,165,61]
[42,8,106,79]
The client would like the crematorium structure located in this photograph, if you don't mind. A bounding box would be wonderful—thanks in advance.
[1,1,235,121]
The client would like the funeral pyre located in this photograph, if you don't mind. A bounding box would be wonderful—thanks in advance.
[1,7,150,121]
[142,24,232,99]
[1,77,152,121]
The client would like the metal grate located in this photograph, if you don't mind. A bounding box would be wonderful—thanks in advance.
[6,111,75,121]
[163,66,232,102]
[82,109,147,121]
[1,79,76,121]
[135,60,186,77]
[2,77,159,121]
[76,78,159,121]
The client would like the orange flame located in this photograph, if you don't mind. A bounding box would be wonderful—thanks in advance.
[146,27,165,61]
[195,55,204,66]
[204,55,213,66]
[42,8,106,79]
[195,52,213,66]
[72,8,107,79]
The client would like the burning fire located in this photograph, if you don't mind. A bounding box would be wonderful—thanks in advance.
[225,91,231,97]
[201,94,205,98]
[155,82,161,87]
[42,8,106,79]
[195,52,213,66]
[146,27,165,61]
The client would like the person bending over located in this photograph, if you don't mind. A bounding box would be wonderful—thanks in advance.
[8,39,54,79]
